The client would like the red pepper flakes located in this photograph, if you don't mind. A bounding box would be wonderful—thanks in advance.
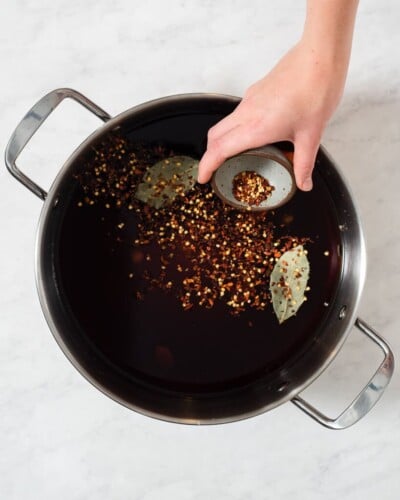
[75,134,308,316]
[232,170,275,206]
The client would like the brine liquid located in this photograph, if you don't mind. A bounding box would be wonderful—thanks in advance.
[57,114,341,393]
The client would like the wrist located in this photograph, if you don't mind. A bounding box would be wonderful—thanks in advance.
[293,39,347,113]
[299,32,350,74]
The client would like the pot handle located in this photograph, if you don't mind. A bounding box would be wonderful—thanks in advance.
[292,318,394,429]
[5,88,111,201]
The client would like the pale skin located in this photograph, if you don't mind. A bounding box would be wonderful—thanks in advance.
[198,0,359,191]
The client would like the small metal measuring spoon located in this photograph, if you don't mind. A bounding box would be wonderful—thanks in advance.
[211,145,296,211]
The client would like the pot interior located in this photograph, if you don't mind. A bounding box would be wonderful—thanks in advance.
[40,96,347,422]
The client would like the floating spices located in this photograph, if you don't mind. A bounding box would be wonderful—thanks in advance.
[135,156,199,209]
[132,177,307,316]
[232,170,275,206]
[269,245,310,324]
[75,134,310,318]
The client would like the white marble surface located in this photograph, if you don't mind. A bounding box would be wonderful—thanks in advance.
[1,1,399,498]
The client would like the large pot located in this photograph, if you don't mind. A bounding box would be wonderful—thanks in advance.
[5,88,394,429]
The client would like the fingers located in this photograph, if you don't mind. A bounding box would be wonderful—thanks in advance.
[198,106,283,184]
[198,124,266,183]
[293,132,320,191]
[207,109,243,142]
[199,103,322,189]
[197,110,244,184]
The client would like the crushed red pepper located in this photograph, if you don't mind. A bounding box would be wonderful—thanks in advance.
[75,134,308,315]
[232,170,275,206]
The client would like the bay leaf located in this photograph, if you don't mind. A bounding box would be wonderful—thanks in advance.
[269,244,310,324]
[135,155,199,208]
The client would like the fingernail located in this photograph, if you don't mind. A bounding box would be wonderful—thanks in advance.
[301,178,313,191]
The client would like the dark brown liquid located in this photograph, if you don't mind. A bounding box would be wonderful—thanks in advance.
[57,113,341,394]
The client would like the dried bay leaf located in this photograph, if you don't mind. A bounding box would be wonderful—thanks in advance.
[135,155,199,208]
[269,244,310,324]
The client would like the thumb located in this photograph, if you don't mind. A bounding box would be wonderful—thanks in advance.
[293,133,320,191]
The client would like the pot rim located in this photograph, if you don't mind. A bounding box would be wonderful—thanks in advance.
[34,92,367,424]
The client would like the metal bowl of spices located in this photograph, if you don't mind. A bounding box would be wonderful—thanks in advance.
[5,88,394,429]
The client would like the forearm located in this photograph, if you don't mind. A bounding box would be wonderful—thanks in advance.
[302,0,359,74]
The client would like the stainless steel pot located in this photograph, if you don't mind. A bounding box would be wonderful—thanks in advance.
[5,88,394,429]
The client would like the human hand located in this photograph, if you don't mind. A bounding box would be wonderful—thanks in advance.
[197,40,348,191]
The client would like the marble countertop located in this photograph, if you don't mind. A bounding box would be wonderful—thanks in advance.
[1,1,399,498]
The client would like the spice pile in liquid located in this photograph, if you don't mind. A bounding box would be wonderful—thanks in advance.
[75,134,309,317]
